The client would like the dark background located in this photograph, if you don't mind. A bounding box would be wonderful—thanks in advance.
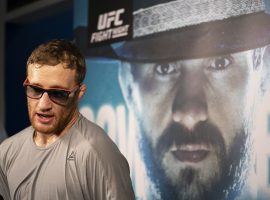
[4,0,73,136]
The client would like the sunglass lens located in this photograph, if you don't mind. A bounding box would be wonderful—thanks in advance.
[26,85,44,98]
[49,90,69,105]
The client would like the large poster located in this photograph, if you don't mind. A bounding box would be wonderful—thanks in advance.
[75,0,270,199]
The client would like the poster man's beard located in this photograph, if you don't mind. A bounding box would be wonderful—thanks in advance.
[139,120,250,200]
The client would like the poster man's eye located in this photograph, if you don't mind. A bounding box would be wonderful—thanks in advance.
[208,56,233,71]
[155,63,177,75]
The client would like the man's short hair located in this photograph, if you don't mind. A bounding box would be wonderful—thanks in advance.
[27,39,86,84]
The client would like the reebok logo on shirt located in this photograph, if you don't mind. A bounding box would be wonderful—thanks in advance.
[67,150,76,160]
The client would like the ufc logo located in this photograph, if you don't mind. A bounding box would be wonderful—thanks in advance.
[97,8,125,30]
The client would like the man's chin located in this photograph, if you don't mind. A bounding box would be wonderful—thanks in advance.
[168,166,222,200]
[139,128,249,200]
[32,122,57,135]
[160,150,223,200]
[173,168,211,200]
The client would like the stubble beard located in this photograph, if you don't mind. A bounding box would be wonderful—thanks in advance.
[28,99,78,136]
[138,121,251,200]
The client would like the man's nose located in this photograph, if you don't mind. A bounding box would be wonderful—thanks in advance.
[37,92,52,111]
[172,69,208,131]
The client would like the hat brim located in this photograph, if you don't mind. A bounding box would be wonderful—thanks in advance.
[113,12,270,62]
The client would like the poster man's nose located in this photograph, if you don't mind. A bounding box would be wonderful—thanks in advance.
[172,67,208,131]
[172,101,208,131]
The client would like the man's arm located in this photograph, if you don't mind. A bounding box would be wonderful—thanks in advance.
[77,117,135,199]
[85,145,135,200]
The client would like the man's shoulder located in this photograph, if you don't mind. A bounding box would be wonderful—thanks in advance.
[74,114,111,146]
[71,115,134,200]
[73,114,125,164]
[0,126,33,170]
[0,126,32,152]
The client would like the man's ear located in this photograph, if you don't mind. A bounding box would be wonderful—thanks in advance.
[118,62,134,107]
[78,84,87,100]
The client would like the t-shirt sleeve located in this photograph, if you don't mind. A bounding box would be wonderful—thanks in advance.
[84,144,135,200]
[76,117,135,199]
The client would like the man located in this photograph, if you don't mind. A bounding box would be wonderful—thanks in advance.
[112,0,270,199]
[0,39,135,200]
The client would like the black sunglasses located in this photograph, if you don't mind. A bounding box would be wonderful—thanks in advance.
[23,82,80,106]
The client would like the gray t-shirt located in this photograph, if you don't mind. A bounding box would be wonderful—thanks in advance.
[0,114,135,200]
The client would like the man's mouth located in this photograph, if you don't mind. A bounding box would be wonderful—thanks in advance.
[171,144,210,163]
[36,113,54,124]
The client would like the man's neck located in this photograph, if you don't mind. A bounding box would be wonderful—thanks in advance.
[34,132,58,147]
[34,110,79,148]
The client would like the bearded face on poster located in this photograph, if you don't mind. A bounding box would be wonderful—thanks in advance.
[113,0,270,199]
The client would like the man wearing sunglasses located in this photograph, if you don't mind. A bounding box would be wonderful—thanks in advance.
[0,39,135,200]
